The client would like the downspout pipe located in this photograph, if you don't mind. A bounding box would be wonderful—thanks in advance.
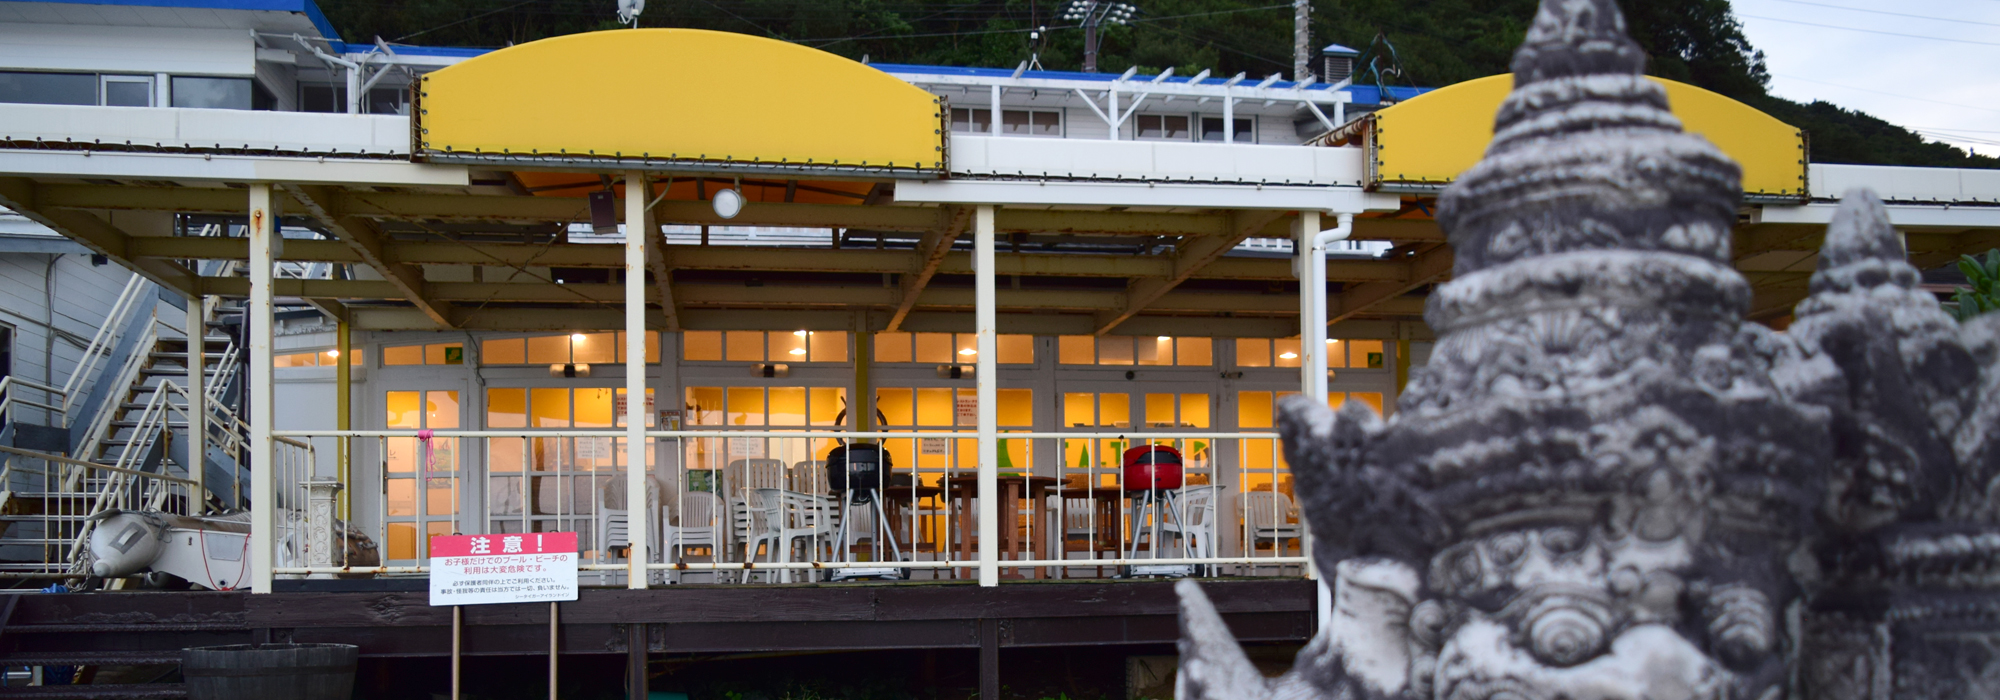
[1305,213,1354,402]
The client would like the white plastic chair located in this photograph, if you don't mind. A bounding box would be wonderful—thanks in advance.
[1245,491,1303,573]
[597,475,661,570]
[662,491,726,584]
[747,487,838,583]
[1162,485,1221,559]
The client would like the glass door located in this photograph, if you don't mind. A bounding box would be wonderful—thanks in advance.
[382,387,463,564]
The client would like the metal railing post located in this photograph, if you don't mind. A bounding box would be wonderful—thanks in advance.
[623,171,650,590]
[248,183,277,592]
[186,295,207,514]
[975,205,998,586]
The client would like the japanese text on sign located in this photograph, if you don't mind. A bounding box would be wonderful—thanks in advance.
[429,532,579,606]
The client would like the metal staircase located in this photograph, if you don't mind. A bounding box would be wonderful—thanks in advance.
[0,279,250,581]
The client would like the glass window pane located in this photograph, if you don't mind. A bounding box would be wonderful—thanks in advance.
[1177,338,1212,366]
[386,522,417,560]
[1237,391,1273,429]
[482,338,526,365]
[686,387,724,426]
[809,387,846,426]
[103,77,150,107]
[1351,392,1384,415]
[425,391,460,429]
[997,334,1033,364]
[487,388,526,428]
[0,71,95,105]
[1100,394,1131,428]
[526,335,569,364]
[1181,394,1211,428]
[490,437,525,473]
[645,331,661,363]
[273,352,310,368]
[1098,336,1134,365]
[427,343,464,365]
[725,331,763,361]
[1031,110,1060,135]
[1326,339,1349,369]
[1059,336,1094,365]
[425,522,453,558]
[427,479,457,515]
[808,330,847,363]
[385,437,416,473]
[1275,338,1302,368]
[1137,336,1171,365]
[383,345,423,366]
[875,388,914,426]
[1351,340,1386,369]
[572,332,615,364]
[531,388,570,427]
[913,333,953,364]
[874,332,912,363]
[997,388,1032,427]
[769,387,806,426]
[915,388,953,427]
[1063,393,1094,428]
[170,76,251,109]
[1002,109,1032,134]
[772,331,808,360]
[386,479,416,516]
[386,391,422,429]
[950,333,978,361]
[683,331,722,361]
[317,350,344,366]
[574,388,615,428]
[1145,394,1176,427]
[727,387,765,426]
[613,388,654,428]
[1236,339,1270,368]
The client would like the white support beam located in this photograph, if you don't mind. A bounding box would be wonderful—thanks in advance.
[186,296,207,515]
[974,204,998,587]
[248,183,276,593]
[623,171,649,590]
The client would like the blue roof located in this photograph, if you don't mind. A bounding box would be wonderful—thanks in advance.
[17,0,342,41]
[328,41,493,58]
[1320,43,1359,56]
[872,62,1429,105]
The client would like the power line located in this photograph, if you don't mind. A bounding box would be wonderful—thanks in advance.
[1739,14,2000,47]
[393,0,542,42]
[1772,73,2000,114]
[1760,0,2000,28]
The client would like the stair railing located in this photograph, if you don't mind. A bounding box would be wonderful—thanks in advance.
[56,275,148,421]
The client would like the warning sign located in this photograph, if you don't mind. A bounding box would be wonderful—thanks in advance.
[429,532,579,606]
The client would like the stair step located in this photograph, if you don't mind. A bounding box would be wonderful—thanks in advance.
[0,682,186,699]
[0,651,184,667]
[0,514,91,521]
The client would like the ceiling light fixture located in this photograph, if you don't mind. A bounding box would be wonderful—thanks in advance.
[571,333,587,342]
[1279,352,1299,359]
[959,348,977,355]
[712,187,745,219]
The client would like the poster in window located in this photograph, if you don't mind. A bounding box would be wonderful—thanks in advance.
[728,437,765,460]
[920,437,950,455]
[955,394,977,427]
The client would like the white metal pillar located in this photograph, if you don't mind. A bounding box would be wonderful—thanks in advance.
[1293,211,1321,398]
[1223,91,1236,144]
[1107,87,1120,141]
[248,184,276,592]
[186,295,207,514]
[974,205,999,586]
[623,171,650,589]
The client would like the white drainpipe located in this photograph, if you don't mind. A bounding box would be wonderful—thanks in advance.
[1301,213,1355,401]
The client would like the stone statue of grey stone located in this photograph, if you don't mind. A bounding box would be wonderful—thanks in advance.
[1173,1,2000,699]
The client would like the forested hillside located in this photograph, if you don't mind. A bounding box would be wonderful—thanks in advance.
[320,0,1995,168]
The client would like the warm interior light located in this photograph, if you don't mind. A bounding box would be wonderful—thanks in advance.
[1326,339,1338,343]
[570,333,587,342]
[794,330,808,336]
[326,350,339,358]
[789,348,806,355]
[1279,352,1299,359]
[1157,336,1171,341]
[959,348,977,355]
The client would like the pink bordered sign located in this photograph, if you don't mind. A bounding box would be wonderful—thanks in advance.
[429,532,579,606]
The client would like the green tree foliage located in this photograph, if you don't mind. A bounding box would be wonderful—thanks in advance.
[315,0,1995,168]
[1952,250,2000,323]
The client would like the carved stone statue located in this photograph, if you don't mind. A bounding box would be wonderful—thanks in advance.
[1175,1,2000,699]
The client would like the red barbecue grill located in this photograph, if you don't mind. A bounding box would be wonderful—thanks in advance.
[1122,445,1184,491]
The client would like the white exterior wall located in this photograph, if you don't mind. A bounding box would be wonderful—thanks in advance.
[0,251,142,426]
[0,23,253,76]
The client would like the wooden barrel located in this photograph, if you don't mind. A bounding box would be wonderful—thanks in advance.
[182,643,357,700]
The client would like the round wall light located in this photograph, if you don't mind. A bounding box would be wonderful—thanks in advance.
[712,188,745,219]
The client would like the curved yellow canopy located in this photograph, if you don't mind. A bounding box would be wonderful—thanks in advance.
[1366,74,1808,199]
[414,29,947,176]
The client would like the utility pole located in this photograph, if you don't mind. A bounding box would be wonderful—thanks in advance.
[1293,0,1314,83]
[1063,1,1136,73]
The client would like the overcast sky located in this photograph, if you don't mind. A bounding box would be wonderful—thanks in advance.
[1732,0,2000,157]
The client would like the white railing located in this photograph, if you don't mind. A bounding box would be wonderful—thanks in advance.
[0,444,199,576]
[56,275,149,419]
[267,429,1310,583]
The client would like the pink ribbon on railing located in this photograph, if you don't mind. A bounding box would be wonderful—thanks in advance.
[417,428,435,481]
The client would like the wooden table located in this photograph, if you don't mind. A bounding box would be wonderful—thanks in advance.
[872,484,944,556]
[1050,484,1132,578]
[944,474,1060,579]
